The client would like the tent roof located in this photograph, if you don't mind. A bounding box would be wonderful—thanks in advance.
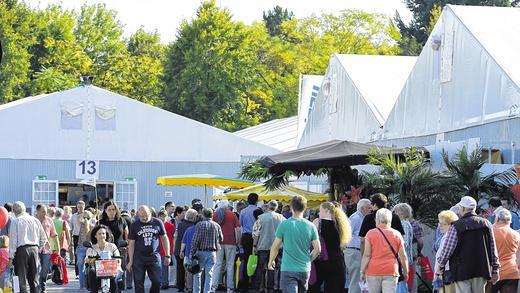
[382,5,520,140]
[449,5,520,87]
[234,116,298,151]
[214,184,328,208]
[260,139,428,173]
[0,86,278,162]
[335,54,417,124]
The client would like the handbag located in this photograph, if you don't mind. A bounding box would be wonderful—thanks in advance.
[376,227,404,282]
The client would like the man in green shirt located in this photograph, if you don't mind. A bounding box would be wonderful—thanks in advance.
[268,196,321,293]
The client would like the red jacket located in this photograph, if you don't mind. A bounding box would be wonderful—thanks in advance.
[51,252,69,285]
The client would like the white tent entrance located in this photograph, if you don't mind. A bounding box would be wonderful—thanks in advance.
[31,179,136,212]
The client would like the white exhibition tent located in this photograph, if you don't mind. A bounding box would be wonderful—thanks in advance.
[0,85,278,162]
[234,74,323,151]
[297,74,324,143]
[234,116,298,152]
[383,5,520,140]
[298,54,417,148]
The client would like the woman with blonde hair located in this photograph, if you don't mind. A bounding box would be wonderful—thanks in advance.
[434,210,459,293]
[310,201,352,292]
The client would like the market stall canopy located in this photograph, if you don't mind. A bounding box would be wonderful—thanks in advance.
[157,174,254,207]
[259,139,429,173]
[156,174,254,188]
[214,184,328,208]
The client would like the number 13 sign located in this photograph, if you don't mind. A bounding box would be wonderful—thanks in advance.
[76,160,100,179]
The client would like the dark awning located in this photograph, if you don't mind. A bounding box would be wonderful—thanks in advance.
[259,140,428,173]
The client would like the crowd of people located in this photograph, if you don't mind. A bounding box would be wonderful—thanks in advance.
[1,192,520,293]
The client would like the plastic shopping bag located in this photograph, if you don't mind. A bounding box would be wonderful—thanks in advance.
[246,254,258,277]
[417,255,434,281]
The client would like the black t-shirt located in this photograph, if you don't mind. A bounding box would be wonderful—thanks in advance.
[129,217,166,262]
[99,218,127,244]
[358,211,405,237]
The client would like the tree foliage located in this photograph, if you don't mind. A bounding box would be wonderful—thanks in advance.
[262,5,294,37]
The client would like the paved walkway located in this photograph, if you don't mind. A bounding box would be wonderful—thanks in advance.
[45,264,227,293]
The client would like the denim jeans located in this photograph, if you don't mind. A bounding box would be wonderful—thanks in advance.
[160,256,169,287]
[133,257,161,293]
[38,253,51,293]
[251,250,279,290]
[211,244,237,291]
[280,271,310,293]
[76,247,87,289]
[193,251,216,293]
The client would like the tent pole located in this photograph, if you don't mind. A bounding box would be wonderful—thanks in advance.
[205,184,208,208]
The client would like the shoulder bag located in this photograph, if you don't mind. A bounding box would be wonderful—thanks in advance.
[376,227,404,282]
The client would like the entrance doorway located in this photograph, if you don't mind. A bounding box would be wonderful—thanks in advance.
[58,182,114,209]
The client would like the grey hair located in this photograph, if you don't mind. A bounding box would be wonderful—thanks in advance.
[13,201,26,216]
[497,209,512,223]
[268,200,278,211]
[184,208,198,222]
[357,199,371,212]
[138,205,150,213]
[54,207,64,218]
[375,208,392,225]
[393,203,413,219]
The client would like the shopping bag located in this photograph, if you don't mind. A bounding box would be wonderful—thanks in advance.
[246,254,258,277]
[417,255,434,281]
[396,281,408,293]
[12,275,19,293]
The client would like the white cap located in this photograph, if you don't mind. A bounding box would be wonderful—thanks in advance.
[458,196,477,209]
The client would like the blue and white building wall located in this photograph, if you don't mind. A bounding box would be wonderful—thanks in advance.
[0,85,277,211]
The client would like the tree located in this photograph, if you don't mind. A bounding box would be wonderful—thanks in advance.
[28,5,91,95]
[397,0,515,54]
[262,5,294,37]
[163,1,260,130]
[0,0,38,103]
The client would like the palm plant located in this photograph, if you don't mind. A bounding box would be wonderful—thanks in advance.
[362,148,455,227]
[441,146,516,202]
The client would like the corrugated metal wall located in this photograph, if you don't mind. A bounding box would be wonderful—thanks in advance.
[376,117,520,164]
[0,159,240,209]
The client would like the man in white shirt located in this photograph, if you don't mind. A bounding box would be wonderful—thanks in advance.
[8,201,46,293]
[345,199,372,293]
[70,200,85,277]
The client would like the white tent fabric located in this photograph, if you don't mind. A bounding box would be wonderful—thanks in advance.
[234,116,298,152]
[297,75,323,143]
[0,86,278,162]
[298,54,416,148]
[383,5,520,140]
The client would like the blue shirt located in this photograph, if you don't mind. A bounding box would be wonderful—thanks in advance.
[346,211,364,249]
[240,205,258,234]
[182,226,196,256]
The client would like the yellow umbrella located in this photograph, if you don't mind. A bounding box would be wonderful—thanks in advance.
[156,174,254,207]
[214,184,328,208]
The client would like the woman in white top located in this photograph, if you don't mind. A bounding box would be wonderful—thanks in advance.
[434,210,459,293]
[86,224,120,293]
